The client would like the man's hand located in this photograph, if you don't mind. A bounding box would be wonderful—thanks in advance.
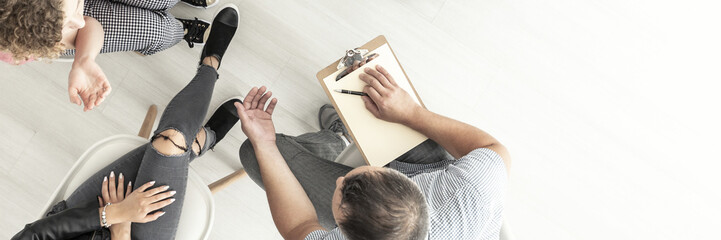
[361,67,511,167]
[237,86,325,239]
[359,65,422,124]
[235,86,278,145]
[68,58,111,111]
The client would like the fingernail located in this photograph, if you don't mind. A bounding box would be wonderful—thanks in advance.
[149,181,156,185]
[159,212,166,216]
[128,181,132,187]
[170,191,177,195]
[103,176,107,182]
[163,185,170,190]
[119,173,123,179]
[170,198,176,202]
[110,171,114,178]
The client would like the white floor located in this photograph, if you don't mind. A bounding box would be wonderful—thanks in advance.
[2,0,721,239]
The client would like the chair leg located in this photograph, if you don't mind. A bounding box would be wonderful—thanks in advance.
[138,105,158,139]
[208,169,247,194]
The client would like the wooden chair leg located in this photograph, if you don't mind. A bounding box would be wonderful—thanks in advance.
[208,169,247,194]
[138,105,157,139]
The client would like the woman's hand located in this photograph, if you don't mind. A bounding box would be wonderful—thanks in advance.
[68,58,111,112]
[98,171,131,239]
[103,179,176,225]
[234,86,278,145]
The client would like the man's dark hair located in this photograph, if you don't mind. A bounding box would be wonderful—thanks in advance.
[337,169,429,240]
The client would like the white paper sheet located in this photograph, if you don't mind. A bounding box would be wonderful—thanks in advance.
[322,44,428,166]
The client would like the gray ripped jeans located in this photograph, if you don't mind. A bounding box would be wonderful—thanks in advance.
[64,65,218,239]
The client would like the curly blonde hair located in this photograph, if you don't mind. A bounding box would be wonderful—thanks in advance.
[0,0,66,62]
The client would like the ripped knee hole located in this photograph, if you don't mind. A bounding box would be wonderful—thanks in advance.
[152,129,187,156]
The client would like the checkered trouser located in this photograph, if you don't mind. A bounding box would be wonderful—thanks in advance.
[65,0,184,56]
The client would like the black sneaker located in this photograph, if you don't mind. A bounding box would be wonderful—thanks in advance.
[177,18,210,48]
[318,104,351,142]
[199,4,239,69]
[180,0,219,8]
[204,97,242,149]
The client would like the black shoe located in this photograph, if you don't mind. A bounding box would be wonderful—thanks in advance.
[318,104,350,141]
[180,0,219,8]
[204,97,242,149]
[199,4,239,69]
[177,18,210,48]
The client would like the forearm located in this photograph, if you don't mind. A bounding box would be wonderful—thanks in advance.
[111,230,130,240]
[73,16,104,62]
[101,204,131,239]
[253,140,322,239]
[407,108,509,161]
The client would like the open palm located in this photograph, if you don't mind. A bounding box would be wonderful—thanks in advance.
[68,59,111,111]
[235,86,278,143]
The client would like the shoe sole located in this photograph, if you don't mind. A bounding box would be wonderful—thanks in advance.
[181,0,220,9]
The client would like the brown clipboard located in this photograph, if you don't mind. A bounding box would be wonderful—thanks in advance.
[316,35,427,166]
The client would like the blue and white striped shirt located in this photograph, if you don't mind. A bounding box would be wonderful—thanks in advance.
[305,148,507,240]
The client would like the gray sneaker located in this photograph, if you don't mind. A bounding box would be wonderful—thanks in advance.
[318,104,350,140]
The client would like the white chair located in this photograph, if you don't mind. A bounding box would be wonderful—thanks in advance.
[334,143,515,240]
[41,105,246,240]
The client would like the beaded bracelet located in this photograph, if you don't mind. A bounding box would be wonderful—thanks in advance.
[101,202,112,228]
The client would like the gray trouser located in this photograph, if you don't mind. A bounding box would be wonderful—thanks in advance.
[64,65,219,240]
[239,130,451,229]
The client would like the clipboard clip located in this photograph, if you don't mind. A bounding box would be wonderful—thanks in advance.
[335,48,379,81]
[337,48,369,70]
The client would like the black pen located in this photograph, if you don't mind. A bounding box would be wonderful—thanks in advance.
[334,89,368,96]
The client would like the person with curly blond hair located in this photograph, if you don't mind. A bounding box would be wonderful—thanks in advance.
[0,0,219,111]
[0,0,67,64]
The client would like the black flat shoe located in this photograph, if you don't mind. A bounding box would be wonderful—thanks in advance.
[204,97,242,149]
[180,0,219,8]
[177,18,210,48]
[199,4,239,69]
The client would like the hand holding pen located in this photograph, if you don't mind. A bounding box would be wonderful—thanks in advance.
[358,65,421,124]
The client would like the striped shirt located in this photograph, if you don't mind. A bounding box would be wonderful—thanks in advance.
[305,148,507,240]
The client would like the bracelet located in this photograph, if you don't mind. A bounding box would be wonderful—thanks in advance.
[101,202,112,228]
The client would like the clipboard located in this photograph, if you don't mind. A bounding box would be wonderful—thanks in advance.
[316,35,428,166]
